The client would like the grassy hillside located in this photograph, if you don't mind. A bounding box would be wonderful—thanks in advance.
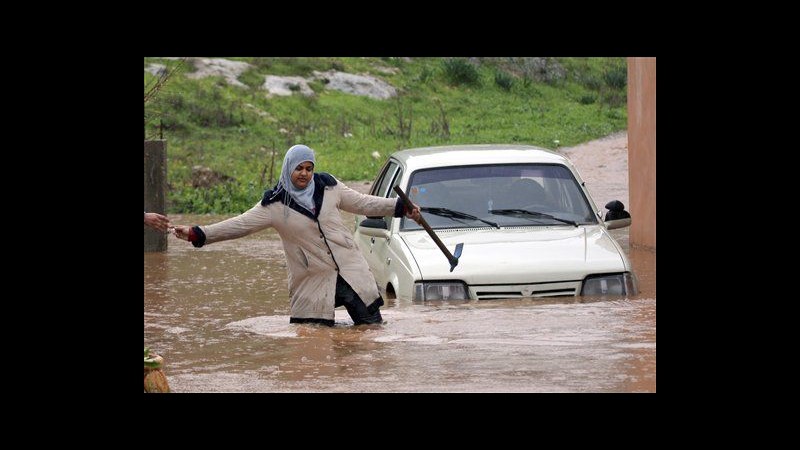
[144,57,628,214]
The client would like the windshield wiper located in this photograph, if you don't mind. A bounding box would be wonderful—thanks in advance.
[489,209,578,227]
[422,207,500,229]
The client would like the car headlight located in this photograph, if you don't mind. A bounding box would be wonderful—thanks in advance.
[580,273,638,296]
[413,282,469,301]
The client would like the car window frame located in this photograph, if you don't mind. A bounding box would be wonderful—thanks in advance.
[370,159,400,197]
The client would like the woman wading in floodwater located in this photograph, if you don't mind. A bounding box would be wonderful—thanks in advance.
[174,144,420,326]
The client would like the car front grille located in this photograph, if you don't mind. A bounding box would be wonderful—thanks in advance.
[470,281,581,300]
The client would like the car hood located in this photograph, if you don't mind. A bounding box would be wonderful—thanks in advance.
[399,225,626,283]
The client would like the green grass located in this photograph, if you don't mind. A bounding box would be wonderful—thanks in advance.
[144,57,628,213]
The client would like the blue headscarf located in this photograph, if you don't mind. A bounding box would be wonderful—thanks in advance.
[277,144,316,213]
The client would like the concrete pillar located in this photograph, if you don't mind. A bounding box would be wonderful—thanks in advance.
[144,140,167,252]
[627,58,656,250]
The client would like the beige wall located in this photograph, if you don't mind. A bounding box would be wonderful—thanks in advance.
[627,58,656,250]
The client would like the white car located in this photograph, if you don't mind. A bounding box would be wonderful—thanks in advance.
[353,144,638,301]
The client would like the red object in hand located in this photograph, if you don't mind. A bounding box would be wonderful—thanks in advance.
[188,227,197,242]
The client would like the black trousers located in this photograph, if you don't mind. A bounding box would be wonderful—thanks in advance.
[335,275,384,325]
[289,275,384,326]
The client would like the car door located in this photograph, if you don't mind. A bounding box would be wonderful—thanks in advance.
[357,160,402,289]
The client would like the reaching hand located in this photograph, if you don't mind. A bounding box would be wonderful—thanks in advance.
[172,225,194,241]
[405,202,422,224]
[144,212,170,232]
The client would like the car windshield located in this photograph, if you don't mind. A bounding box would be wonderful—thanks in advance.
[402,164,597,230]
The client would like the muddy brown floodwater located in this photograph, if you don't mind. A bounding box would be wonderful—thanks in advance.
[145,132,655,392]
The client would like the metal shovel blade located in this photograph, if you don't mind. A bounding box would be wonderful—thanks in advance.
[450,243,464,272]
[393,185,466,273]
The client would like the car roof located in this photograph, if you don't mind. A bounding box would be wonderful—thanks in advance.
[389,144,573,172]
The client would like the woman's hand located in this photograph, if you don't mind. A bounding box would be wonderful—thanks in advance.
[404,202,422,224]
[172,225,194,241]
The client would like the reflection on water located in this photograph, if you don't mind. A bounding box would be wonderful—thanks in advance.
[145,214,655,392]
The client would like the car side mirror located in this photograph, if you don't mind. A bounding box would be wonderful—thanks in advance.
[358,217,391,239]
[604,200,632,230]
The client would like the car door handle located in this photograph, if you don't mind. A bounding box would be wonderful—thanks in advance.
[370,237,375,244]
